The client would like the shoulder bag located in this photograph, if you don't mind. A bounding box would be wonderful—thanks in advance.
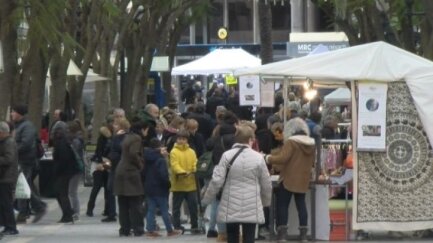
[216,146,247,200]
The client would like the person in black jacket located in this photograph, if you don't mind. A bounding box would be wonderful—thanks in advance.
[11,105,47,224]
[187,102,213,142]
[86,116,113,217]
[143,139,181,237]
[102,118,130,222]
[0,121,19,235]
[206,89,225,120]
[53,126,81,223]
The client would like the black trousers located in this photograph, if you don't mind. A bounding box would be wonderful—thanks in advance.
[17,164,46,216]
[172,191,198,229]
[0,183,17,230]
[226,222,256,243]
[105,171,116,218]
[87,170,108,213]
[56,175,74,220]
[117,195,144,234]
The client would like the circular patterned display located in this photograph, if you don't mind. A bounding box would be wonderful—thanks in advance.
[364,115,433,192]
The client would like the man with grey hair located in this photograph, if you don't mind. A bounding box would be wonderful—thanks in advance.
[137,103,159,142]
[0,121,19,235]
[112,108,126,120]
[11,105,47,224]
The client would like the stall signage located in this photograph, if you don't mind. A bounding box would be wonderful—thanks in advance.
[287,41,348,57]
[357,82,388,151]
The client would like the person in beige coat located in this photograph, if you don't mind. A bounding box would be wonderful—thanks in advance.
[203,125,272,243]
[264,117,315,242]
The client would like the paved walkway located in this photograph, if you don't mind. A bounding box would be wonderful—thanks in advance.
[1,183,427,242]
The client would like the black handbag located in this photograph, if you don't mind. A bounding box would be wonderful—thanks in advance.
[216,146,247,200]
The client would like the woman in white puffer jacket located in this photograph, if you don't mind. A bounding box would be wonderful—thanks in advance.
[202,125,272,243]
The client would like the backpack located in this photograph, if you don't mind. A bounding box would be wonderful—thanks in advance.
[36,138,45,159]
[196,151,214,179]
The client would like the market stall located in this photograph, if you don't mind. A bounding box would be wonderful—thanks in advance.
[235,41,433,234]
[171,48,261,76]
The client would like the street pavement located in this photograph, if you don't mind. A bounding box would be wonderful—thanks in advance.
[1,185,218,243]
[1,184,429,242]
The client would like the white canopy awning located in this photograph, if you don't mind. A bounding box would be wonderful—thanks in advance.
[324,87,351,105]
[235,41,433,149]
[171,48,261,76]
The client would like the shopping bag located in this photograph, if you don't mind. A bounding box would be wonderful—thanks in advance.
[15,172,31,199]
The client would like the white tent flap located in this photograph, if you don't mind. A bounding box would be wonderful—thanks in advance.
[324,87,351,105]
[171,48,261,76]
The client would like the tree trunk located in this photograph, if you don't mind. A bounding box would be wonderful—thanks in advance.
[49,51,69,118]
[0,0,18,119]
[28,50,48,130]
[132,46,152,110]
[258,0,273,64]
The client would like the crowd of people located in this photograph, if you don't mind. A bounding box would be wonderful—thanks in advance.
[0,83,349,242]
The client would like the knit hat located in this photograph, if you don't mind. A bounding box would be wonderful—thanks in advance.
[12,105,28,116]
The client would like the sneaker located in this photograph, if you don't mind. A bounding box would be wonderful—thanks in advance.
[146,231,162,238]
[259,227,271,237]
[119,228,131,237]
[72,214,80,221]
[32,208,47,223]
[174,226,185,234]
[16,214,28,224]
[134,230,145,237]
[207,229,218,238]
[167,230,182,237]
[101,217,116,222]
[191,228,203,235]
[57,218,74,224]
[2,229,19,235]
[86,211,93,217]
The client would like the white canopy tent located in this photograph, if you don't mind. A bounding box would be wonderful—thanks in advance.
[324,87,351,105]
[235,41,433,148]
[236,41,433,232]
[171,48,261,76]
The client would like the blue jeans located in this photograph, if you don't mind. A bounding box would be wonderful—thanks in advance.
[276,183,308,227]
[146,196,173,232]
[208,199,226,233]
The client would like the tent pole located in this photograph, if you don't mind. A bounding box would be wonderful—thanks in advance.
[283,76,289,125]
[350,80,359,230]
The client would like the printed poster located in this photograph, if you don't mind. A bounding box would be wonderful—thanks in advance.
[260,80,275,107]
[239,75,260,106]
[357,82,388,151]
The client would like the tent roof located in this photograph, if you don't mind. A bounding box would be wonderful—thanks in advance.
[171,48,261,76]
[235,41,433,149]
[324,87,351,105]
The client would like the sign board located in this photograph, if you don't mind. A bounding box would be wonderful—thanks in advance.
[150,56,169,72]
[225,75,237,85]
[239,75,260,106]
[260,80,275,107]
[287,41,349,57]
[357,82,388,151]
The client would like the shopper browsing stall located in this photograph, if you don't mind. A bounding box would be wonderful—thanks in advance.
[264,118,315,242]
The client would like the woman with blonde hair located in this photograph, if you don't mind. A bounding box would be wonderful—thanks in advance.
[102,117,131,222]
[203,125,272,243]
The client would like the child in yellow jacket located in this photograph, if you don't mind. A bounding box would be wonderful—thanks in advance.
[169,130,199,233]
